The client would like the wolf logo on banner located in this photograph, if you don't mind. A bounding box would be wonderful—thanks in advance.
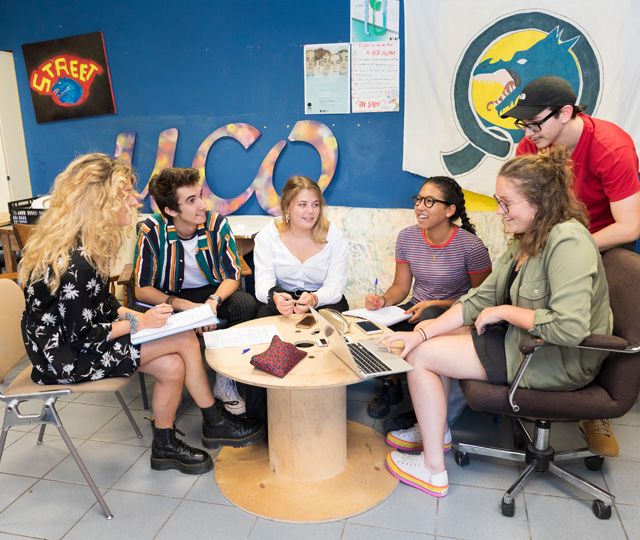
[445,11,601,176]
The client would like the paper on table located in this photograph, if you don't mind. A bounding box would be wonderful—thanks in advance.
[131,303,220,345]
[204,324,279,350]
[343,306,411,327]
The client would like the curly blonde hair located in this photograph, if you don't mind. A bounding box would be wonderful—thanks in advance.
[276,175,329,243]
[498,146,588,256]
[19,153,137,293]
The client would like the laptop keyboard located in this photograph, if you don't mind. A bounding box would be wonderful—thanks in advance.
[347,342,392,374]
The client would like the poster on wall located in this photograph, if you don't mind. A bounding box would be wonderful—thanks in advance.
[304,43,350,115]
[350,0,400,42]
[22,31,116,123]
[351,41,399,113]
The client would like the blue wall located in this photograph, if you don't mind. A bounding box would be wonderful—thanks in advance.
[0,0,423,214]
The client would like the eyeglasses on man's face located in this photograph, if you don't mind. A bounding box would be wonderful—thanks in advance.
[412,195,452,208]
[493,195,527,214]
[513,108,559,132]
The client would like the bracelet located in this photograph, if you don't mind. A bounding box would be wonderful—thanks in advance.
[380,295,387,307]
[417,328,428,342]
[166,295,175,306]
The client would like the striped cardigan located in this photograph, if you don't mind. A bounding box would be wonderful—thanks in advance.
[133,211,241,294]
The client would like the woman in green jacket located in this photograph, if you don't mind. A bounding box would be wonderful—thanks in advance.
[380,146,612,499]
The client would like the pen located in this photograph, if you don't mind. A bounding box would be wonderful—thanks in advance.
[136,301,155,309]
[374,277,378,296]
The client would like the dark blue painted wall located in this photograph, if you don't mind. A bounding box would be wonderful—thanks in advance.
[0,0,422,214]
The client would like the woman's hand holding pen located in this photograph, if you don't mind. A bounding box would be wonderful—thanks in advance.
[293,292,317,314]
[274,292,296,316]
[138,303,173,330]
[365,293,386,310]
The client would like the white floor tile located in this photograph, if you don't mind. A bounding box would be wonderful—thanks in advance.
[348,483,437,534]
[64,490,180,540]
[112,448,199,498]
[156,500,256,540]
[445,451,522,490]
[436,485,529,540]
[249,519,344,539]
[526,493,627,540]
[45,439,146,488]
[602,459,640,506]
[0,479,97,539]
[611,424,640,461]
[617,503,640,539]
[0,473,37,512]
[184,466,230,505]
[89,408,152,446]
[0,432,81,478]
[343,523,433,539]
[55,402,122,439]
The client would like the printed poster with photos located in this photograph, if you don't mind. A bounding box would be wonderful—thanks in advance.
[22,31,116,123]
[304,43,350,114]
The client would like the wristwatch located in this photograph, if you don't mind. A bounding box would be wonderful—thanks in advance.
[208,294,222,304]
[125,312,139,334]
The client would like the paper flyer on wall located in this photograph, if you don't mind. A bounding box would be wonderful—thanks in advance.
[351,40,400,113]
[350,0,400,42]
[304,43,350,115]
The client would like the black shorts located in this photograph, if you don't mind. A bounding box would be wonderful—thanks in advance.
[471,324,509,385]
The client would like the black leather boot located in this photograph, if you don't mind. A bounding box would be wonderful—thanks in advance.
[201,401,266,449]
[151,425,213,475]
[367,378,404,419]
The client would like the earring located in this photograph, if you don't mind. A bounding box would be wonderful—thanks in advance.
[285,213,289,224]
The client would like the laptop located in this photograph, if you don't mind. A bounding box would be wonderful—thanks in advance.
[310,307,413,379]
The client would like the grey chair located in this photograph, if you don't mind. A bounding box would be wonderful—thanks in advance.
[455,248,640,520]
[0,279,143,519]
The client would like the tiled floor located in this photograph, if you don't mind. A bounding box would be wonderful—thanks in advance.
[1,362,639,540]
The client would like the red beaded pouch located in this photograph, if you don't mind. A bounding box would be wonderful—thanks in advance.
[250,335,307,378]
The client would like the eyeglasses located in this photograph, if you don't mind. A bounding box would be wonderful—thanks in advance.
[412,195,452,208]
[513,109,559,132]
[493,195,527,214]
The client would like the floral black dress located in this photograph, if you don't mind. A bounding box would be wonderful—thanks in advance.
[21,248,141,385]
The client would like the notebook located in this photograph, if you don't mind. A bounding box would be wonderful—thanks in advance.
[310,307,412,379]
[342,306,411,327]
[130,304,220,345]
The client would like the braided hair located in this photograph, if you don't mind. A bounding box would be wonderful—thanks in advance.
[423,176,477,235]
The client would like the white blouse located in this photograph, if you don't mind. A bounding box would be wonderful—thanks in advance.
[253,219,348,307]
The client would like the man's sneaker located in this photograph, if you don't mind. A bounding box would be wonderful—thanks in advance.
[578,419,619,457]
[367,378,403,419]
[214,374,246,415]
[202,401,265,449]
[385,451,448,497]
[385,423,452,453]
[384,409,417,432]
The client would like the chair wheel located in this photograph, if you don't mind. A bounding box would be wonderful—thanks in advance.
[455,450,469,467]
[584,455,604,471]
[592,499,611,520]
[501,498,515,517]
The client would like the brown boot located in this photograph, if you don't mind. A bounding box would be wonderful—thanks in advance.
[577,419,619,457]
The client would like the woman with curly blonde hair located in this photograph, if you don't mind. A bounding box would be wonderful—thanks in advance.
[20,153,264,476]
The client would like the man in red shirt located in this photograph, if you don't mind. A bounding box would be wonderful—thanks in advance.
[501,76,640,456]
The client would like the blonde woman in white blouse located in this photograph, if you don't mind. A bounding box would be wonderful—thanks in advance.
[253,175,349,318]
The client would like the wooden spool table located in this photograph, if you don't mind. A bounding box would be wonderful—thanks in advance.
[205,314,398,522]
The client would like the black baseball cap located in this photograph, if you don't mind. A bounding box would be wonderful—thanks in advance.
[500,76,577,120]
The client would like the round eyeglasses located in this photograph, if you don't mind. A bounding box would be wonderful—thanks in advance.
[493,195,527,214]
[412,195,452,208]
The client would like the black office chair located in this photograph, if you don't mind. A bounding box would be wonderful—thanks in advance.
[454,248,640,520]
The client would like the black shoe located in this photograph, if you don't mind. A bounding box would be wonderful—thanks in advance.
[384,409,417,432]
[202,400,266,449]
[367,379,403,419]
[151,426,213,475]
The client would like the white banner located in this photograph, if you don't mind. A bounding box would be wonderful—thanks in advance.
[403,0,640,195]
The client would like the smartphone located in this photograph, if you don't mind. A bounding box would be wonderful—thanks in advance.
[315,337,328,347]
[295,314,317,329]
[355,320,383,335]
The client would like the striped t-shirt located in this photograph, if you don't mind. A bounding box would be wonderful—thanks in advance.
[395,225,491,303]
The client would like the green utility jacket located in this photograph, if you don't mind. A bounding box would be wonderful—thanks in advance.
[459,220,613,391]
